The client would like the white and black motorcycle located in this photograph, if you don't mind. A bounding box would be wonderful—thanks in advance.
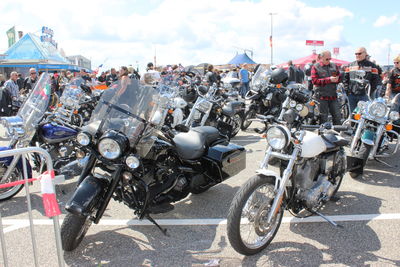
[227,113,349,255]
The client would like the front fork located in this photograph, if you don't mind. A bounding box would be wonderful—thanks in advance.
[260,131,305,224]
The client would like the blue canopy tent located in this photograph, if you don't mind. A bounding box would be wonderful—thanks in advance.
[227,53,257,65]
[0,33,90,73]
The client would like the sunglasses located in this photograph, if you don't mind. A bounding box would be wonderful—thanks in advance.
[394,62,399,64]
[30,72,37,74]
[355,52,363,56]
[325,58,331,60]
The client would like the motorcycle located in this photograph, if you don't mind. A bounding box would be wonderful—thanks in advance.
[0,74,51,200]
[184,83,245,138]
[241,65,286,130]
[227,112,349,255]
[344,95,400,177]
[61,79,246,251]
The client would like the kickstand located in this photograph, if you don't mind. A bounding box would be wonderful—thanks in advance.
[145,214,169,236]
[312,210,343,228]
[374,158,393,168]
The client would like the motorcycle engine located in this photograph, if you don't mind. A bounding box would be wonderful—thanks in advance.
[295,152,345,209]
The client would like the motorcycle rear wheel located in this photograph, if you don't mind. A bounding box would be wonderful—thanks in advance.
[61,213,92,251]
[240,110,255,130]
[0,164,24,201]
[227,175,283,255]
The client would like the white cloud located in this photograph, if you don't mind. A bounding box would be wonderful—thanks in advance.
[0,0,356,71]
[373,15,398,27]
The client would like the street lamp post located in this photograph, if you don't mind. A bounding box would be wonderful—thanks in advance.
[269,13,277,65]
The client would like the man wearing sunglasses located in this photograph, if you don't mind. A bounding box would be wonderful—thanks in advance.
[311,50,342,125]
[384,55,400,99]
[343,47,379,112]
[22,68,38,94]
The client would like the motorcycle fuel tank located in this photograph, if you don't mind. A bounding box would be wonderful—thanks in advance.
[40,123,78,144]
[300,131,327,158]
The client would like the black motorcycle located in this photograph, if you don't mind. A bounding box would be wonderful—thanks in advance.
[61,79,246,251]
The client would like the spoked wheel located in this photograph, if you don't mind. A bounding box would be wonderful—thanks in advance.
[61,213,92,251]
[227,175,283,255]
[241,109,256,130]
[230,114,243,138]
[0,164,24,201]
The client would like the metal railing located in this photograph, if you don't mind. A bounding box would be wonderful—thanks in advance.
[0,147,64,267]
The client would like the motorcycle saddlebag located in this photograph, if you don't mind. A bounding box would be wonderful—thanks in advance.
[204,143,246,180]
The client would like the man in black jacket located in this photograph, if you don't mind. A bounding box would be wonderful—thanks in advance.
[23,68,38,94]
[343,47,379,112]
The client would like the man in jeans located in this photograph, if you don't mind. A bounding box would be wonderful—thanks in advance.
[239,63,250,98]
[311,50,342,125]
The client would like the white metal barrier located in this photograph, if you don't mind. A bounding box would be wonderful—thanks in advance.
[0,147,64,267]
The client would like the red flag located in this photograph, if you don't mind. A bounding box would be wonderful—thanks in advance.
[269,35,272,48]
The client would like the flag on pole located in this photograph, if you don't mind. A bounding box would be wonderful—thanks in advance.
[269,35,273,48]
[6,26,16,48]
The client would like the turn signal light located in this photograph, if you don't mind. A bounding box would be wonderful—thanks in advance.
[73,110,78,114]
[276,84,282,88]
[354,114,361,120]
[261,133,267,138]
[309,101,315,106]
[168,109,174,114]
[58,103,62,107]
[386,124,393,131]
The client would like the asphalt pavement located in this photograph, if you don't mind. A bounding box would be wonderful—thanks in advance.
[0,123,399,267]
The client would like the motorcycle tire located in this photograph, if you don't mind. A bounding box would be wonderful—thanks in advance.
[227,175,283,255]
[61,213,92,251]
[230,114,243,138]
[240,109,255,130]
[0,164,24,201]
[349,143,372,179]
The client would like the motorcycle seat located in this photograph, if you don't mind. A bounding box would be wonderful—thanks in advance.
[173,126,220,160]
[322,134,350,148]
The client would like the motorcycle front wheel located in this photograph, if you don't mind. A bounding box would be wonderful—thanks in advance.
[349,143,372,178]
[227,175,283,255]
[61,213,92,251]
[0,164,24,201]
[240,109,255,130]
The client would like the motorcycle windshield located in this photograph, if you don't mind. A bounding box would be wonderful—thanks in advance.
[17,73,51,141]
[251,65,270,88]
[391,93,400,112]
[87,78,168,157]
[59,78,85,109]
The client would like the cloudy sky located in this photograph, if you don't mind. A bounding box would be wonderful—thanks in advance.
[1,0,399,71]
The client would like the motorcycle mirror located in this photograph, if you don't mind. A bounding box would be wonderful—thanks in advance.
[175,124,190,132]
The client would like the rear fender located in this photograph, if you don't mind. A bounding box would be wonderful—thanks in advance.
[65,175,109,217]
[256,168,281,191]
[0,146,32,178]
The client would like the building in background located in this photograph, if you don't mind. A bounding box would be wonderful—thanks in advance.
[66,55,91,70]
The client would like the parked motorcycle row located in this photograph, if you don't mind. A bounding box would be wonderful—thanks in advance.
[0,67,398,254]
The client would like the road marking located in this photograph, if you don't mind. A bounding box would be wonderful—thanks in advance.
[1,213,400,231]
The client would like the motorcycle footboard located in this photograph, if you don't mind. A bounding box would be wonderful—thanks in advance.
[65,175,108,217]
[346,156,365,175]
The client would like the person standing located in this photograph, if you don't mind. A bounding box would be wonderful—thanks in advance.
[4,72,19,100]
[16,73,24,90]
[311,51,342,125]
[239,63,250,98]
[106,68,118,86]
[286,60,296,84]
[204,64,218,86]
[343,47,379,112]
[384,55,400,99]
[305,59,316,90]
[23,68,38,94]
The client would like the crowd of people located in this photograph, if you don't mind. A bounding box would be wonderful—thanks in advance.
[0,48,399,119]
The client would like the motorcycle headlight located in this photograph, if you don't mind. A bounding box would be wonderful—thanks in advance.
[289,100,297,108]
[266,126,290,150]
[76,132,90,146]
[126,155,140,169]
[295,103,303,111]
[98,138,122,159]
[368,101,387,119]
[389,111,400,121]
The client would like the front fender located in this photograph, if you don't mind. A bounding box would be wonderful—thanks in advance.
[0,146,32,178]
[255,168,281,191]
[65,175,109,217]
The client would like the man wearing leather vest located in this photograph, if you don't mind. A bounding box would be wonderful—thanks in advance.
[343,47,379,112]
[311,50,342,125]
[385,54,400,99]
